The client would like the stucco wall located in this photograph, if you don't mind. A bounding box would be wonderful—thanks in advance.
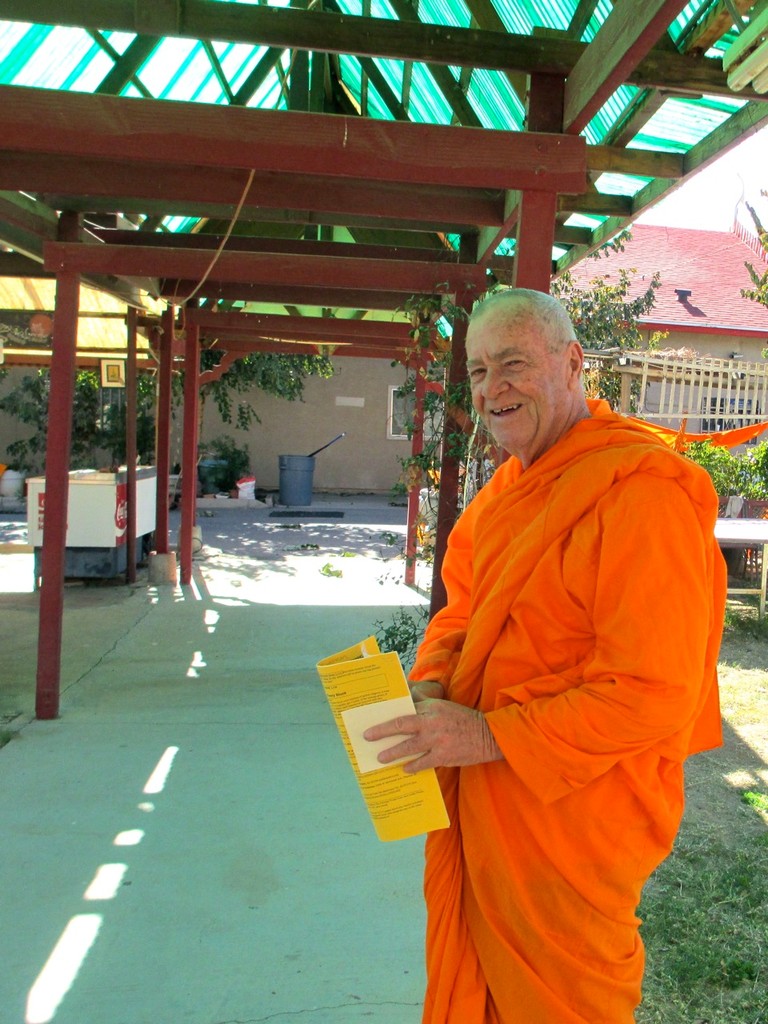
[197,356,414,494]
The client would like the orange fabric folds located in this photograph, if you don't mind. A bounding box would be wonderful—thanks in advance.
[411,403,726,1024]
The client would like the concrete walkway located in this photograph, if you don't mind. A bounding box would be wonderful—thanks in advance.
[0,495,431,1024]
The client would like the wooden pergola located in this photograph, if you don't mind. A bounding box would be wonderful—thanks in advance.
[0,0,767,717]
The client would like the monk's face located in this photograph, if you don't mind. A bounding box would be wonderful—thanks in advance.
[466,307,585,468]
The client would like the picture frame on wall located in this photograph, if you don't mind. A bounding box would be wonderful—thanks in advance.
[100,359,126,388]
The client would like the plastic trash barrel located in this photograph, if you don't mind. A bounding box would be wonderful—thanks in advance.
[278,455,315,506]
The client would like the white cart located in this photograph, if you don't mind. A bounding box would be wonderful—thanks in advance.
[27,468,157,581]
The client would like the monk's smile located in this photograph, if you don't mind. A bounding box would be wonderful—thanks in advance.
[490,404,522,417]
[465,311,586,468]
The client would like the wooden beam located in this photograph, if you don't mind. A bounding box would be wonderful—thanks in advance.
[563,0,690,133]
[0,142,677,233]
[204,332,411,353]
[0,193,151,307]
[158,280,418,308]
[179,319,200,586]
[89,232,457,262]
[461,0,528,106]
[558,192,634,216]
[47,198,499,236]
[0,0,590,73]
[96,34,160,94]
[587,144,684,177]
[186,309,413,341]
[357,55,410,120]
[477,190,520,265]
[513,191,558,291]
[682,0,754,54]
[386,0,483,127]
[0,86,587,194]
[0,0,757,99]
[0,190,58,260]
[44,242,490,294]
[35,211,81,722]
[201,333,410,354]
[601,89,669,148]
[0,252,54,277]
[568,0,601,40]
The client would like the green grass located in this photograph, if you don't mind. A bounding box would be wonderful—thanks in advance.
[637,827,768,1023]
[723,600,768,640]
[742,791,768,814]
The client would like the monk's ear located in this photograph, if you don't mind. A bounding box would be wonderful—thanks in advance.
[565,340,584,385]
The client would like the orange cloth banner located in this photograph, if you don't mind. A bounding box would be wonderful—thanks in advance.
[629,416,768,451]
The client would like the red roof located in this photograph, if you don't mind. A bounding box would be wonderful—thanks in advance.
[564,223,768,336]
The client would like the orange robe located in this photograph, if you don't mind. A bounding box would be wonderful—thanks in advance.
[411,401,726,1024]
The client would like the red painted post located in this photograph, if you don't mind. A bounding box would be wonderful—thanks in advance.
[511,72,564,295]
[35,211,80,720]
[429,307,471,619]
[512,189,558,293]
[404,357,427,588]
[125,306,138,584]
[153,306,174,554]
[179,318,200,585]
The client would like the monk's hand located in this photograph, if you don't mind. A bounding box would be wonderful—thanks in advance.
[363,698,503,773]
[409,680,445,703]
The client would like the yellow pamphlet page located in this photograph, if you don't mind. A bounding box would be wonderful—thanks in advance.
[316,636,449,842]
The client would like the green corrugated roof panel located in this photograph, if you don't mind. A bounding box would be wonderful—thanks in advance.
[467,69,525,130]
[0,5,742,150]
[671,0,719,47]
[582,84,639,145]
[1,24,109,92]
[417,0,471,30]
[633,94,744,152]
[0,3,755,255]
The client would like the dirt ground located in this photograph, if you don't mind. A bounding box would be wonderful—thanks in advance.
[684,622,768,843]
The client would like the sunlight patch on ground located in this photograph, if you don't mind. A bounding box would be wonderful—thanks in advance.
[0,552,35,593]
[25,914,102,1024]
[143,745,180,794]
[197,552,430,607]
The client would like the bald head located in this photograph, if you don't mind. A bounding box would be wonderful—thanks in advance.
[465,288,589,467]
[470,289,577,354]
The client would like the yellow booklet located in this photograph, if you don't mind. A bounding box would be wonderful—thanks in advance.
[316,636,450,842]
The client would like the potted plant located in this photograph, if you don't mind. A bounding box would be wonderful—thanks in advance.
[198,435,251,495]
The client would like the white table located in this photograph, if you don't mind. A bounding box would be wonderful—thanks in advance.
[715,518,768,617]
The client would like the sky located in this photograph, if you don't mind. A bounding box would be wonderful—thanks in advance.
[636,122,768,233]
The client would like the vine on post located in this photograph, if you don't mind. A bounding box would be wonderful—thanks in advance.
[394,293,495,567]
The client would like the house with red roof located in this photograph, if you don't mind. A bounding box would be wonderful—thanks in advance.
[565,223,768,434]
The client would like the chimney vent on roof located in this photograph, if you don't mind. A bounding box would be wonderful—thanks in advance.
[674,288,692,303]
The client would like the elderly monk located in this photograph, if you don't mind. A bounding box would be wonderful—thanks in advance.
[365,288,726,1023]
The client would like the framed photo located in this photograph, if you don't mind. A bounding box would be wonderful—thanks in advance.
[100,359,126,388]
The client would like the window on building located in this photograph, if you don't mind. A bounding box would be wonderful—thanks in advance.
[387,384,415,440]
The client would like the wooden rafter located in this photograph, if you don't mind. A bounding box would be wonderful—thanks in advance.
[568,0,602,40]
[387,0,482,127]
[461,0,529,112]
[681,0,753,53]
[95,35,159,95]
[563,0,691,133]
[0,0,760,100]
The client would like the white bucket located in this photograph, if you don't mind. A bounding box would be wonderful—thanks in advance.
[0,469,24,498]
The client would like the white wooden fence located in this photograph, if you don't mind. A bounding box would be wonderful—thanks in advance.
[589,351,768,428]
